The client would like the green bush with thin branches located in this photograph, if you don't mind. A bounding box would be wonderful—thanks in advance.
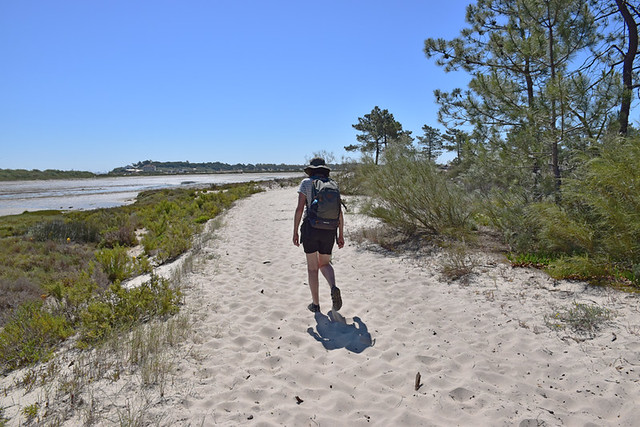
[359,146,474,237]
[95,244,134,282]
[79,275,182,346]
[0,302,73,371]
[528,137,640,284]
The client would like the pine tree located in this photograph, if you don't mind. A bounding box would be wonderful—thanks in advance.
[424,0,606,195]
[416,125,444,162]
[346,106,404,165]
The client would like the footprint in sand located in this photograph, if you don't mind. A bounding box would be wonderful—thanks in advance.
[519,419,545,427]
[449,387,476,402]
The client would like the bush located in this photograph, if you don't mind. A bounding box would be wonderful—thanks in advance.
[95,245,133,282]
[0,277,43,326]
[564,138,640,263]
[101,223,137,248]
[525,201,594,254]
[525,137,640,282]
[545,255,611,281]
[0,302,73,370]
[480,190,536,252]
[79,275,182,345]
[359,146,473,237]
[441,242,478,282]
[43,265,105,318]
[507,252,554,268]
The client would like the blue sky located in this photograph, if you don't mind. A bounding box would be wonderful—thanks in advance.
[0,1,472,173]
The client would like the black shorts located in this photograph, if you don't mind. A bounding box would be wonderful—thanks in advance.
[301,219,336,255]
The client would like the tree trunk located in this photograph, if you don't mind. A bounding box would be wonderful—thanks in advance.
[616,0,638,137]
[547,4,562,196]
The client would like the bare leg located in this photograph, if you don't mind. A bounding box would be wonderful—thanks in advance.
[319,253,342,310]
[318,253,336,288]
[306,252,320,305]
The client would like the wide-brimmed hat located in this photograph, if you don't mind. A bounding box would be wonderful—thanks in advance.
[304,157,331,175]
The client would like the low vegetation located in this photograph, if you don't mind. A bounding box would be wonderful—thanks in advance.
[0,182,262,373]
[545,302,614,337]
[3,310,194,425]
[0,169,96,181]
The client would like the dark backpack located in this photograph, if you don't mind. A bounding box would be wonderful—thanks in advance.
[308,177,341,229]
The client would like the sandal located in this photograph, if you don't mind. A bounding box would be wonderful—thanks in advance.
[308,303,320,313]
[331,286,342,311]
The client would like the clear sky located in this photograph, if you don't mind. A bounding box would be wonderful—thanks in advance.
[0,0,473,173]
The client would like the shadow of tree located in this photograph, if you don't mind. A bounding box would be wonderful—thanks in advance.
[307,311,374,353]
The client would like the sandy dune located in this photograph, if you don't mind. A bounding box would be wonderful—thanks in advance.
[2,185,640,426]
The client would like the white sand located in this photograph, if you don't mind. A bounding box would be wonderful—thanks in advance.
[2,186,640,425]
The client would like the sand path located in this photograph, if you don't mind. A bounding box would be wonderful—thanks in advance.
[159,186,640,426]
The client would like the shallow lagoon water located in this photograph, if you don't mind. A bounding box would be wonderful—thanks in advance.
[0,172,303,216]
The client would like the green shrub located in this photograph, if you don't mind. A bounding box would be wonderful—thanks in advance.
[80,299,114,344]
[21,403,38,422]
[546,255,611,281]
[524,201,594,254]
[137,183,261,263]
[627,264,640,286]
[0,302,73,370]
[563,138,640,263]
[79,275,182,346]
[154,220,193,263]
[0,210,63,239]
[195,215,209,224]
[331,160,362,195]
[360,146,473,237]
[43,265,103,317]
[480,190,534,252]
[0,277,43,326]
[507,252,554,268]
[132,255,153,275]
[0,181,259,373]
[101,223,137,248]
[441,242,478,282]
[95,245,133,282]
[524,137,640,281]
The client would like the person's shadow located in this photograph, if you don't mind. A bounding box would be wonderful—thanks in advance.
[307,311,374,353]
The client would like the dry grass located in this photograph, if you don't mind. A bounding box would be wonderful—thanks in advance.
[440,242,480,283]
[2,309,194,425]
[544,302,615,338]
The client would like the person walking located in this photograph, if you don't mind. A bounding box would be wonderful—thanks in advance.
[293,157,344,313]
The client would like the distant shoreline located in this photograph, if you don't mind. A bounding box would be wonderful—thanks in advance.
[0,167,306,182]
[0,172,304,216]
